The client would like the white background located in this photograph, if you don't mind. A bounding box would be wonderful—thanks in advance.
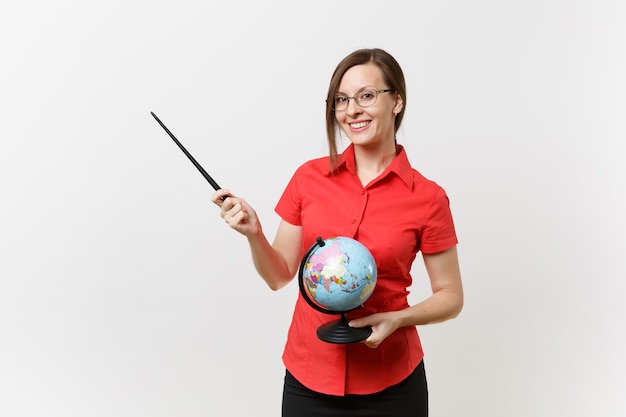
[1,1,624,416]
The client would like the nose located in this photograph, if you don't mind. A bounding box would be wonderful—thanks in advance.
[345,98,362,115]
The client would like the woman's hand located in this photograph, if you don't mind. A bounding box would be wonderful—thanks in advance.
[210,189,261,237]
[348,311,402,349]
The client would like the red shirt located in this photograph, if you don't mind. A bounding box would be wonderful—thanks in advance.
[275,144,458,396]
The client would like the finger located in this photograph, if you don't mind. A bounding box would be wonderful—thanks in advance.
[233,209,248,226]
[211,189,232,205]
[223,203,240,223]
[219,201,232,220]
[221,198,245,219]
[364,340,380,349]
[363,332,382,349]
[225,207,248,230]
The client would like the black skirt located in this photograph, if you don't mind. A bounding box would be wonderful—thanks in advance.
[282,360,428,417]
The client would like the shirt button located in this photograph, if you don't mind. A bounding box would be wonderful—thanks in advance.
[351,219,357,224]
[361,190,366,195]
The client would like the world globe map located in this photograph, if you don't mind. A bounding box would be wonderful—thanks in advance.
[301,237,377,313]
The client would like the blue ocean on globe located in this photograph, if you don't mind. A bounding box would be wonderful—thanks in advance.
[302,237,377,312]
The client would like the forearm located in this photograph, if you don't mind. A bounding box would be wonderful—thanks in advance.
[247,231,295,291]
[398,246,464,326]
[348,287,463,349]
[398,288,464,327]
[210,191,299,290]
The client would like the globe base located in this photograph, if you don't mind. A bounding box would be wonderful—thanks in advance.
[317,314,372,344]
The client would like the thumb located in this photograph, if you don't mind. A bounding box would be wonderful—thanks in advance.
[348,319,365,328]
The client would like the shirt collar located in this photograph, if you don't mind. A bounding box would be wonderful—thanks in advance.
[325,144,414,190]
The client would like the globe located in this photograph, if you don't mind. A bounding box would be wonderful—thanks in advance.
[298,236,378,344]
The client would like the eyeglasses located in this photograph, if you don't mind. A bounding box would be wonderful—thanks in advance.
[331,89,394,111]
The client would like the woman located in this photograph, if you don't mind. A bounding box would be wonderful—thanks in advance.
[211,48,463,417]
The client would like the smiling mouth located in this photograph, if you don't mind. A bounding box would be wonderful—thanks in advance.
[349,121,370,129]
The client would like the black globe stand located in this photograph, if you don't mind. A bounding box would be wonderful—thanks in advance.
[299,237,373,344]
[316,313,372,344]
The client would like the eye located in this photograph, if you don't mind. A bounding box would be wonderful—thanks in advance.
[358,90,376,102]
[334,96,349,105]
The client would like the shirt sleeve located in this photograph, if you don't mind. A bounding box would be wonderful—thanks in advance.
[419,187,458,253]
[275,167,303,226]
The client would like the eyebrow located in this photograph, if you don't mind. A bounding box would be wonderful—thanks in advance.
[335,86,377,96]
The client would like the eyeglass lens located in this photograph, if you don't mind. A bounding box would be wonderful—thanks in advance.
[333,89,379,111]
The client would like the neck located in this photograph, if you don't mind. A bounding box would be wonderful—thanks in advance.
[353,141,398,186]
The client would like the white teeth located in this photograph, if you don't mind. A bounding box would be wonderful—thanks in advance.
[350,121,369,129]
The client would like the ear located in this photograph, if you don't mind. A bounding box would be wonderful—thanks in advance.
[393,93,404,115]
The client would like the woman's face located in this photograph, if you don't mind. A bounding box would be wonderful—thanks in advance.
[335,63,402,149]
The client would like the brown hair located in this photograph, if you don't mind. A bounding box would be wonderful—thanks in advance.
[325,48,407,169]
